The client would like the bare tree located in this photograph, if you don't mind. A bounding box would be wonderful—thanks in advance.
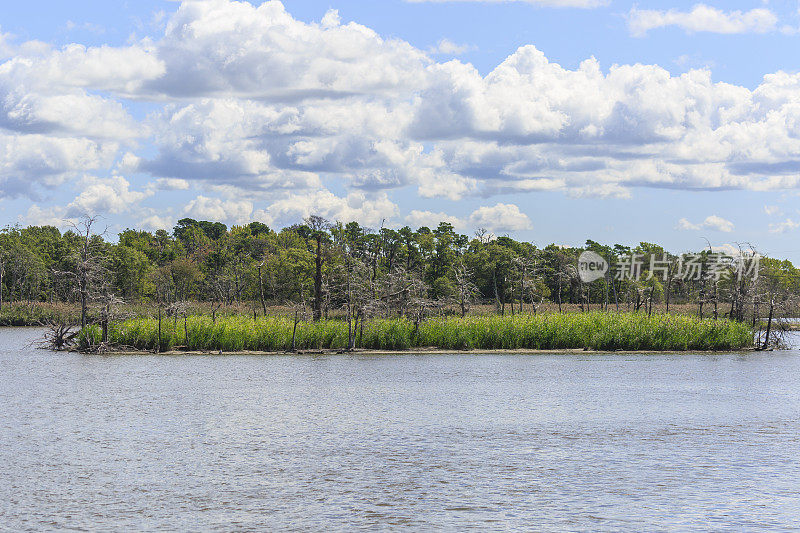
[257,256,269,316]
[56,215,109,330]
[454,260,478,317]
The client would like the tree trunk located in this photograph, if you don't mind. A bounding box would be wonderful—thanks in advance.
[80,276,87,330]
[258,264,267,316]
[101,304,109,343]
[665,276,672,313]
[763,301,774,350]
[493,272,501,314]
[713,283,718,320]
[347,305,354,350]
[557,276,562,313]
[291,310,299,351]
[157,307,162,353]
[358,311,364,348]
[313,236,323,322]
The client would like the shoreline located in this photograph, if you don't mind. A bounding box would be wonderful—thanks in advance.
[79,346,767,356]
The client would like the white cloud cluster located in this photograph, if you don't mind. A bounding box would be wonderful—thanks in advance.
[628,5,778,37]
[4,0,800,230]
[404,203,532,233]
[769,218,800,234]
[66,175,152,217]
[677,215,735,233]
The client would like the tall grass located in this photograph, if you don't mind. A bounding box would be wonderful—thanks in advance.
[0,302,79,326]
[83,312,754,352]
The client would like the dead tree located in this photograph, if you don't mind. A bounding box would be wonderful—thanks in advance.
[68,216,108,330]
[454,260,478,318]
[257,256,269,316]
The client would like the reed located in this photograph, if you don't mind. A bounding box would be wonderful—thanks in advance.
[81,312,754,352]
[0,302,79,326]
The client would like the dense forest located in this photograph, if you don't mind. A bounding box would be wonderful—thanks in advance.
[1,216,798,327]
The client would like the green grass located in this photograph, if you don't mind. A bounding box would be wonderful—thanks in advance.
[0,302,80,326]
[81,312,754,352]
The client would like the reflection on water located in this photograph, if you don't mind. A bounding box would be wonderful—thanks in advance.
[2,328,800,531]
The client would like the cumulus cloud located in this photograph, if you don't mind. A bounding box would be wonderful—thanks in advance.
[144,1,428,99]
[154,178,190,191]
[677,215,735,233]
[468,203,532,232]
[140,212,176,232]
[183,195,254,224]
[0,133,119,198]
[628,5,778,37]
[66,176,152,217]
[254,189,399,228]
[405,210,466,230]
[21,205,68,228]
[676,218,700,231]
[6,0,800,225]
[769,218,800,234]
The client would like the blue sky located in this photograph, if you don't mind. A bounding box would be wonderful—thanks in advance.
[2,0,800,260]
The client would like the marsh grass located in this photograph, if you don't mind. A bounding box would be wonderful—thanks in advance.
[0,302,79,326]
[82,312,754,352]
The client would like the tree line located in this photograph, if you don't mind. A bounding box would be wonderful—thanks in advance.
[1,216,798,330]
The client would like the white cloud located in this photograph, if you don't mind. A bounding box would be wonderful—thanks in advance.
[764,205,781,216]
[676,218,700,231]
[769,218,800,233]
[703,215,735,233]
[468,203,532,232]
[628,5,778,37]
[140,212,175,232]
[254,190,398,228]
[0,28,14,61]
[0,133,118,198]
[6,0,800,219]
[710,243,741,256]
[677,215,735,233]
[405,210,465,230]
[20,205,68,228]
[144,0,429,99]
[429,39,474,56]
[0,42,164,96]
[183,196,254,224]
[66,176,152,217]
[154,178,190,191]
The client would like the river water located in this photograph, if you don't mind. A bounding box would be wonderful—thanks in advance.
[1,328,799,531]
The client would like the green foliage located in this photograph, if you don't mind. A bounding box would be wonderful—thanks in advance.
[1,218,798,325]
[104,312,753,353]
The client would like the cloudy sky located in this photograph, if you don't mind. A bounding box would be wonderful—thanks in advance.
[3,0,800,260]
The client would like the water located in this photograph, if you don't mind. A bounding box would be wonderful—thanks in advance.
[2,328,800,531]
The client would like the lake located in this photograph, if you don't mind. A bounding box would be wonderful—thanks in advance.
[1,328,799,531]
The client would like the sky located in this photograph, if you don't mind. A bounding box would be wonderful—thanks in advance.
[2,0,800,260]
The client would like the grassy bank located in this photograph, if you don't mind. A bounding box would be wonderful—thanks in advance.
[3,299,765,327]
[0,302,80,327]
[83,312,754,352]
